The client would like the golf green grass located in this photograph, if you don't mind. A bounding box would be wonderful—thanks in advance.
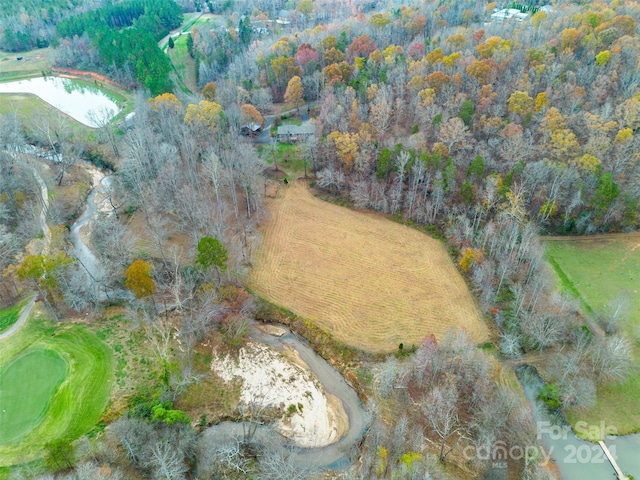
[545,234,640,434]
[0,349,67,444]
[0,318,114,466]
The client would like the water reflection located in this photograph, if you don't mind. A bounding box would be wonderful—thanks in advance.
[0,76,121,127]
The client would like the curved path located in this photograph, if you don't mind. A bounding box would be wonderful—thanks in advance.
[202,320,369,470]
[0,296,35,342]
[0,154,51,341]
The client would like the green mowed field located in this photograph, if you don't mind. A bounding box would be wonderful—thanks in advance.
[0,92,91,139]
[545,235,640,318]
[0,300,27,333]
[0,48,52,82]
[0,317,114,466]
[167,34,196,93]
[545,234,640,434]
[0,349,67,444]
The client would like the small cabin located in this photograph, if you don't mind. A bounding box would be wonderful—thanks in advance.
[241,122,262,136]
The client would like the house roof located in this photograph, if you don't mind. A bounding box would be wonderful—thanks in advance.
[242,122,262,131]
[491,8,529,21]
[277,124,315,135]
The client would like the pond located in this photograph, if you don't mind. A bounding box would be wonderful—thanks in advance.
[0,76,122,127]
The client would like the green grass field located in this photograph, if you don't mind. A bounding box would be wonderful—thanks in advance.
[0,349,67,444]
[0,92,94,139]
[0,48,52,82]
[164,13,222,93]
[167,34,196,93]
[545,234,640,434]
[0,317,114,466]
[0,300,27,333]
[258,143,309,176]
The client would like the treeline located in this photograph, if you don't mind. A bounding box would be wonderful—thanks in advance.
[56,0,182,40]
[0,0,101,51]
[53,0,182,94]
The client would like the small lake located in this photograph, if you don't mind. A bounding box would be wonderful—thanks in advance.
[0,76,122,128]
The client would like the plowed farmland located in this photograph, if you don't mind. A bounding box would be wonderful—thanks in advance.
[250,181,488,352]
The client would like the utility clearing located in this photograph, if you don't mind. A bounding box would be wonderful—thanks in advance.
[250,181,487,352]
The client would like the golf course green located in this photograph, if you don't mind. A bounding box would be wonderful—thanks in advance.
[0,349,67,445]
[0,317,114,466]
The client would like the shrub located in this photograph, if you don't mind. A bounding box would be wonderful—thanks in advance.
[538,384,562,410]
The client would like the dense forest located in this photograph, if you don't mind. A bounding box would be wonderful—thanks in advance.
[52,0,183,94]
[3,0,640,478]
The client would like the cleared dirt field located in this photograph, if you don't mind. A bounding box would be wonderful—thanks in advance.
[250,181,488,352]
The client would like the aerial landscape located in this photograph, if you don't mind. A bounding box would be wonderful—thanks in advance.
[1,0,640,479]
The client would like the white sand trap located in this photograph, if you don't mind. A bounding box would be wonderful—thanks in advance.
[212,341,345,447]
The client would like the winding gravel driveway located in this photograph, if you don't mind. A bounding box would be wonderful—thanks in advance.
[201,320,369,470]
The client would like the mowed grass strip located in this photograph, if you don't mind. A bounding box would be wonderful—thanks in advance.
[0,300,27,333]
[250,182,488,352]
[545,233,640,434]
[0,349,67,444]
[0,318,114,466]
[167,34,196,93]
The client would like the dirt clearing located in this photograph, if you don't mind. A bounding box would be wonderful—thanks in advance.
[250,181,487,352]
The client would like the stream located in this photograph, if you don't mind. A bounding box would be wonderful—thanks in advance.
[200,320,369,471]
[517,366,640,479]
[69,162,369,471]
[69,173,109,282]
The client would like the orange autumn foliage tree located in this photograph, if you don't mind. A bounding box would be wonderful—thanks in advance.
[458,248,484,272]
[241,104,264,125]
[125,259,156,299]
[328,131,359,171]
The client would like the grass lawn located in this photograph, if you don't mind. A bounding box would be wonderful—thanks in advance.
[0,300,27,333]
[167,34,196,93]
[0,48,52,82]
[280,116,303,126]
[0,92,92,139]
[0,316,114,466]
[545,234,640,435]
[164,13,222,93]
[259,143,309,177]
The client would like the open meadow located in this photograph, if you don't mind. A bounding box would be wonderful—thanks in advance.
[0,48,52,82]
[250,181,488,352]
[164,13,221,93]
[545,234,640,434]
[167,34,197,93]
[0,311,114,466]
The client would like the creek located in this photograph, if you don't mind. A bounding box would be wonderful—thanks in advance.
[517,365,640,479]
[69,161,369,470]
[201,319,369,470]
